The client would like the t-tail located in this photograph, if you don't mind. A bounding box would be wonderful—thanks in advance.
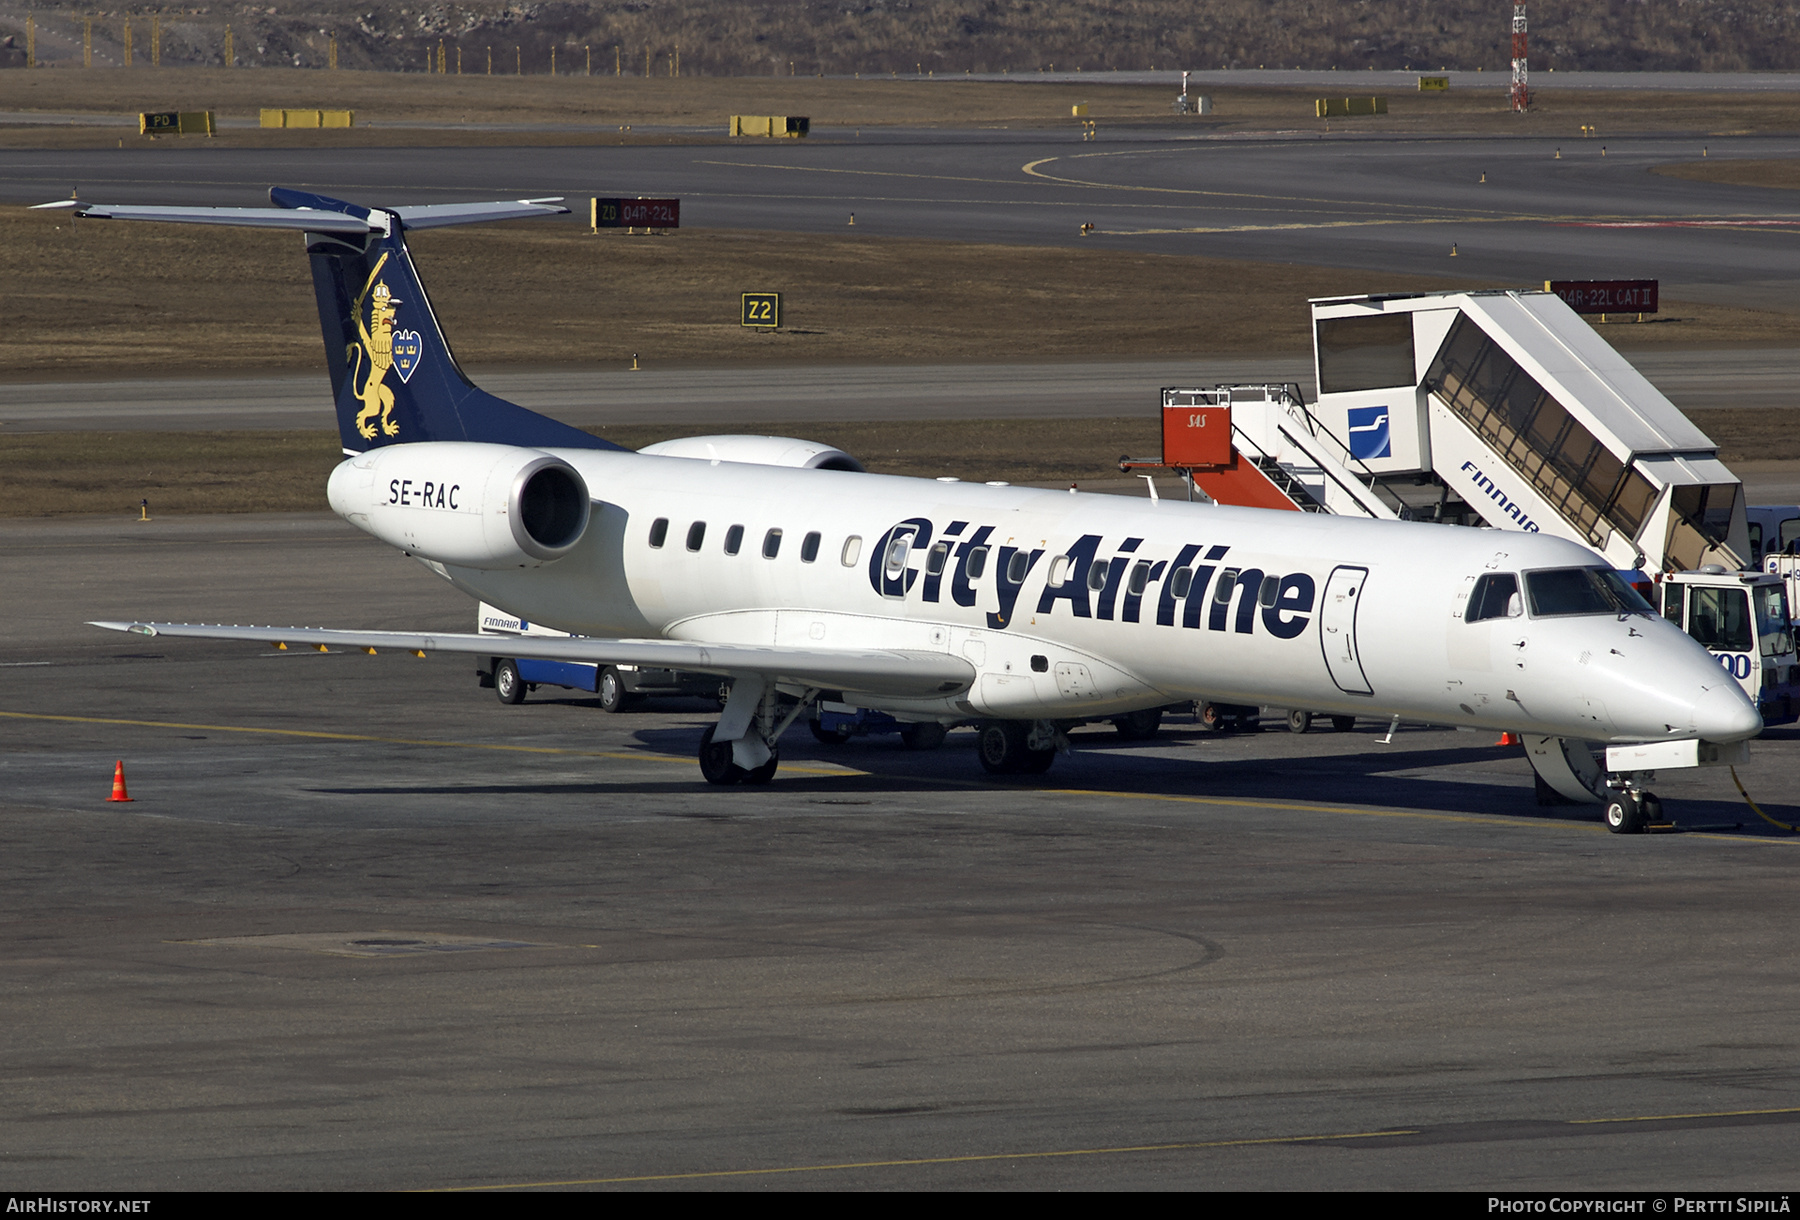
[33,187,621,455]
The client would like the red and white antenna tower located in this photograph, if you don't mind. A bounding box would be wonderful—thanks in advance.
[1511,2,1530,112]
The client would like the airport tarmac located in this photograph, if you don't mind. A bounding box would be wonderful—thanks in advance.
[3,515,1798,1190]
[8,130,1800,307]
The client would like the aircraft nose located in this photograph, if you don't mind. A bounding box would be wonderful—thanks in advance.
[1694,682,1762,743]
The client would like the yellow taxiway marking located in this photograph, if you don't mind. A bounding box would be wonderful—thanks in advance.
[1044,787,1798,847]
[430,1101,1800,1189]
[428,1128,1417,1190]
[0,710,862,778]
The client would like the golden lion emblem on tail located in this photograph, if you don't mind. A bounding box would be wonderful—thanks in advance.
[348,255,401,439]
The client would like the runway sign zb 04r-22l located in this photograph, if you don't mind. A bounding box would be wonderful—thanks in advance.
[590,198,680,229]
[741,293,782,329]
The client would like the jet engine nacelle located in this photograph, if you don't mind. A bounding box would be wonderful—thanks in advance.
[637,434,865,472]
[327,442,592,569]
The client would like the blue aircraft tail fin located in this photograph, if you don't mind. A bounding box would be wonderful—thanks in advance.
[270,187,620,454]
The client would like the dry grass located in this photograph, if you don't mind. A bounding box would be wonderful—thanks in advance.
[5,69,1800,149]
[7,208,1796,381]
[1652,159,1800,190]
[6,409,1794,518]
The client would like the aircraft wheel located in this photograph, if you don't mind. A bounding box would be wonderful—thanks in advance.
[598,667,632,713]
[1287,710,1313,734]
[494,659,525,705]
[1112,708,1163,741]
[1020,745,1056,774]
[1330,715,1356,732]
[1199,703,1225,732]
[698,725,745,786]
[1604,793,1647,835]
[743,749,779,785]
[1641,792,1665,824]
[977,721,1029,774]
[900,721,948,751]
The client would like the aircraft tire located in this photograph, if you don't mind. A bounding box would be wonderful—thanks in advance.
[743,749,779,785]
[1112,708,1163,740]
[1020,746,1056,774]
[977,721,1029,774]
[598,667,632,713]
[1604,793,1647,835]
[494,659,525,705]
[1330,715,1356,732]
[1287,710,1312,735]
[900,721,948,751]
[1642,792,1664,824]
[698,724,745,785]
[1199,703,1224,732]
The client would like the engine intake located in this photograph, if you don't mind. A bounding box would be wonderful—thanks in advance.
[327,442,592,569]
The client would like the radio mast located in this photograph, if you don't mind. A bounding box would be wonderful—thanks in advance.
[1511,2,1530,112]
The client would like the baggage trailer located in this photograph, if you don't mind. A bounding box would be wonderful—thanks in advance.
[475,602,719,710]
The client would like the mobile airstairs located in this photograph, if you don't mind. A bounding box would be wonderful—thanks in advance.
[1129,290,1796,817]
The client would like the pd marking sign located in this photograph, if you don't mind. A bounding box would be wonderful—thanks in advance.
[741,293,782,329]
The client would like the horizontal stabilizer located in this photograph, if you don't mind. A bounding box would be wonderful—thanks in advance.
[89,622,976,700]
[34,195,569,233]
[31,201,375,233]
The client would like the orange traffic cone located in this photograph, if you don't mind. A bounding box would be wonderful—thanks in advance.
[1496,732,1521,747]
[107,760,133,802]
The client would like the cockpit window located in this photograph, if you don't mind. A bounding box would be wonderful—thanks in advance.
[1466,573,1521,623]
[1524,567,1653,618]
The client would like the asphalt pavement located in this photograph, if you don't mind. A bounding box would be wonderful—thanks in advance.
[3,514,1797,1190]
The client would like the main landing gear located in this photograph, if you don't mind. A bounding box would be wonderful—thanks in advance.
[977,719,1065,775]
[697,675,816,786]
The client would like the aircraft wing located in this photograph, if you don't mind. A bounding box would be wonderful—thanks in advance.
[32,196,569,233]
[89,622,974,699]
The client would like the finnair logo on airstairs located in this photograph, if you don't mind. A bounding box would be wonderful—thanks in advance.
[1461,461,1542,532]
[1347,405,1391,460]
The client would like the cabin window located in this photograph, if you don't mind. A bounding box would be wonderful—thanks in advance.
[1257,573,1280,607]
[841,536,862,566]
[763,528,783,559]
[1170,567,1193,598]
[1129,561,1152,597]
[724,524,744,556]
[1006,551,1029,583]
[1030,654,1048,673]
[1213,568,1240,603]
[1086,561,1108,592]
[1467,573,1522,623]
[685,521,706,552]
[801,531,822,563]
[648,518,669,548]
[966,547,989,579]
[883,534,912,580]
[1046,555,1071,587]
[926,542,951,577]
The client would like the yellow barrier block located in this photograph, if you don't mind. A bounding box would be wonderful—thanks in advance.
[730,115,809,138]
[1071,104,1089,117]
[260,109,355,129]
[140,111,214,136]
[1314,96,1388,118]
[1418,75,1450,92]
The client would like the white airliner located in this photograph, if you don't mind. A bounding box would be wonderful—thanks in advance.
[42,190,1762,833]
